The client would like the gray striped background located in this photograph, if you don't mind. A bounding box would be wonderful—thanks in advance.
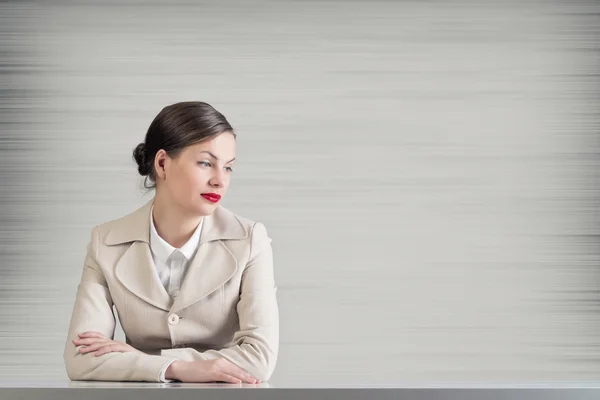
[1,0,599,386]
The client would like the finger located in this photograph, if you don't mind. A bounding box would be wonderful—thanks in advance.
[223,363,259,384]
[225,362,258,382]
[93,344,125,357]
[78,332,107,339]
[78,341,116,354]
[73,338,110,346]
[215,373,243,384]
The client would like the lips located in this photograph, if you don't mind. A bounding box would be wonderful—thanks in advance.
[201,193,221,203]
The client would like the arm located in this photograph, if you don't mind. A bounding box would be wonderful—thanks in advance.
[63,226,176,382]
[160,222,279,382]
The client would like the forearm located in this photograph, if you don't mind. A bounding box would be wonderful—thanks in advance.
[161,347,273,382]
[160,327,278,381]
[199,341,277,381]
[65,345,175,382]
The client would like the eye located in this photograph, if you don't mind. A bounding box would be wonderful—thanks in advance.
[225,166,234,172]
[198,161,211,167]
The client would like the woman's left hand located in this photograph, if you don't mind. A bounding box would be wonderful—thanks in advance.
[73,331,143,357]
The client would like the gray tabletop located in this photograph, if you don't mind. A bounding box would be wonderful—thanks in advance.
[2,381,600,400]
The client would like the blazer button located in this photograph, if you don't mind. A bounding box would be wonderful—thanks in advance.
[168,314,180,325]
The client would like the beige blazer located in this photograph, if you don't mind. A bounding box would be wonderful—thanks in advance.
[63,199,279,382]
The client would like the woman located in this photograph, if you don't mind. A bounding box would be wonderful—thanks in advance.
[63,101,279,384]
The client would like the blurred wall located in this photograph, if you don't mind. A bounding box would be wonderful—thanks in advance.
[0,0,599,385]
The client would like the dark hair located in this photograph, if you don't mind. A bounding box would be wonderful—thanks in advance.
[133,101,236,189]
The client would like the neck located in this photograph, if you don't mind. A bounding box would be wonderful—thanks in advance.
[151,194,202,249]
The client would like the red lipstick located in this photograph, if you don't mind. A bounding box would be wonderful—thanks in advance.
[201,193,221,203]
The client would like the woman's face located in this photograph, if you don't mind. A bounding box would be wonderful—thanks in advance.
[157,132,236,216]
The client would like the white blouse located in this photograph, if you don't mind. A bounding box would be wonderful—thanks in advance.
[149,206,203,297]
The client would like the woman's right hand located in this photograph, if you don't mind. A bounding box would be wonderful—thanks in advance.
[165,359,261,384]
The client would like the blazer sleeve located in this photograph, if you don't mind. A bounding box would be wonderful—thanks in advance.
[63,226,176,382]
[159,222,280,381]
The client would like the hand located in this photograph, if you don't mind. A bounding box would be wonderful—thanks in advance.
[73,331,143,357]
[166,359,261,384]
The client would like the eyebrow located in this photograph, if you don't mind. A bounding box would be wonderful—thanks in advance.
[199,151,235,163]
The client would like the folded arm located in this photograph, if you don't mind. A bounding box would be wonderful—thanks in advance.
[63,226,175,382]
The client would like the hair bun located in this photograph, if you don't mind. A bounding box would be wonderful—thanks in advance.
[133,142,151,176]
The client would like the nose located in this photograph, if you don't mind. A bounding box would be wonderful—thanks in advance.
[209,169,226,188]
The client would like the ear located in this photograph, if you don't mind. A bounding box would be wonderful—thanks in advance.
[154,149,168,180]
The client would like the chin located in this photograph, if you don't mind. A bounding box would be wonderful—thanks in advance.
[194,203,218,216]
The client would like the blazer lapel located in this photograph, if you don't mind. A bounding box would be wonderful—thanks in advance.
[105,198,249,314]
[170,206,249,314]
[169,240,237,314]
[114,241,172,312]
[109,199,171,312]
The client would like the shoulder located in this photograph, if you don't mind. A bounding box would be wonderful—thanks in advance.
[215,205,269,240]
[93,200,154,246]
[214,206,272,253]
[222,206,256,230]
[217,207,272,265]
